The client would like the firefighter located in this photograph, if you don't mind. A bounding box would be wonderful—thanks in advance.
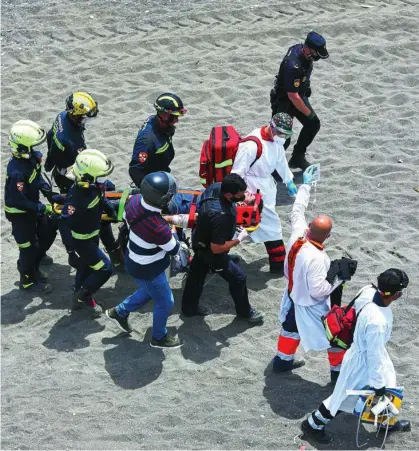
[128,93,187,187]
[61,149,115,316]
[4,120,57,293]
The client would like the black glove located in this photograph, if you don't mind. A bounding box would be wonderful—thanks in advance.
[42,189,60,204]
[374,386,386,397]
[305,87,312,98]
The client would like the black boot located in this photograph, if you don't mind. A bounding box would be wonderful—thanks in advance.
[288,153,311,171]
[301,418,333,443]
[20,273,52,294]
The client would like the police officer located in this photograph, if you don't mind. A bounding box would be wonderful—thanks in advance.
[4,120,57,293]
[181,173,264,322]
[270,31,329,171]
[128,93,187,187]
[105,172,182,348]
[61,149,115,316]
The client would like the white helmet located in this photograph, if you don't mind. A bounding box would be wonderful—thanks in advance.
[72,149,114,183]
[9,120,47,159]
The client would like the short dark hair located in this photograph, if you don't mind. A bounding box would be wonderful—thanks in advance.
[377,268,409,295]
[221,173,247,195]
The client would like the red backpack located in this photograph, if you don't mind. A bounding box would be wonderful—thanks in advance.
[322,291,367,350]
[199,125,262,188]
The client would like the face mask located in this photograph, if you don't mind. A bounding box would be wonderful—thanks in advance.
[273,136,286,145]
[80,117,89,127]
[233,194,246,203]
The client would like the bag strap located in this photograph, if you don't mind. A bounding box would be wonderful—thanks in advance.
[187,193,199,229]
[239,136,263,168]
[342,290,363,314]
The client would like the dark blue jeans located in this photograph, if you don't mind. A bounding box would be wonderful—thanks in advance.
[116,271,174,340]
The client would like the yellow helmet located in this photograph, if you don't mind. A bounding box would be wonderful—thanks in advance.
[9,119,47,159]
[73,149,113,183]
[65,92,98,117]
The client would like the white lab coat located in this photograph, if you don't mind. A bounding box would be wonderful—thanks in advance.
[231,128,293,242]
[323,285,396,416]
[279,185,341,351]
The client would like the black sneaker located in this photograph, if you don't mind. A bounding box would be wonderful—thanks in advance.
[71,290,85,311]
[301,418,333,443]
[150,333,182,348]
[40,254,54,266]
[272,356,306,373]
[386,419,411,433]
[182,305,212,317]
[105,308,132,333]
[35,269,49,283]
[288,154,311,171]
[237,308,265,324]
[19,280,52,294]
[87,298,102,317]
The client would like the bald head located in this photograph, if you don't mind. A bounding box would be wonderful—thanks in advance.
[308,215,333,243]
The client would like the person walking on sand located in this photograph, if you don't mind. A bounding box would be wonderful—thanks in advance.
[231,112,297,274]
[270,31,329,171]
[105,172,182,349]
[272,167,357,384]
[301,269,410,443]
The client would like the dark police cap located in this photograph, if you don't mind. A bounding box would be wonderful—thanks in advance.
[305,31,329,59]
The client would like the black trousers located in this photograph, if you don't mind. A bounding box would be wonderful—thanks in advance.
[181,253,252,317]
[8,213,57,281]
[270,94,321,156]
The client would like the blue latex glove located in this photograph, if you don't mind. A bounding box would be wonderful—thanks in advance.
[287,180,298,196]
[303,165,317,185]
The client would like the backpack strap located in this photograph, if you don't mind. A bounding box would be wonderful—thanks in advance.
[239,136,263,168]
[187,193,199,229]
[342,290,363,314]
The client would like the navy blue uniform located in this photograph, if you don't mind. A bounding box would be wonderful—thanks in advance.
[270,44,321,157]
[45,111,86,193]
[181,183,252,317]
[61,184,114,299]
[4,152,57,286]
[129,115,175,187]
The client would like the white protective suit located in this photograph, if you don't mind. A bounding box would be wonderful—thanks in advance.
[231,128,293,243]
[279,184,341,351]
[323,285,396,416]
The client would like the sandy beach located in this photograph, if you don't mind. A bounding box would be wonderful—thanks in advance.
[1,0,419,449]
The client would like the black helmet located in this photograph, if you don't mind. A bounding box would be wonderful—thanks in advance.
[141,172,177,209]
[154,93,187,116]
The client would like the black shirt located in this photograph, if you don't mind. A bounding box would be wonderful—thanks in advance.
[273,44,313,100]
[192,182,236,254]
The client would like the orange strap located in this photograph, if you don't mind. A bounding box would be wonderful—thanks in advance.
[287,238,307,294]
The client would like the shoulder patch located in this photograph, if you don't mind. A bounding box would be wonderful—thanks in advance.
[67,205,76,215]
[138,152,148,163]
[294,79,300,87]
[17,181,24,192]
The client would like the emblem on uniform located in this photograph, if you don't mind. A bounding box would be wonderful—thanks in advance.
[68,205,76,215]
[138,152,148,163]
[17,182,24,192]
[294,79,300,87]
